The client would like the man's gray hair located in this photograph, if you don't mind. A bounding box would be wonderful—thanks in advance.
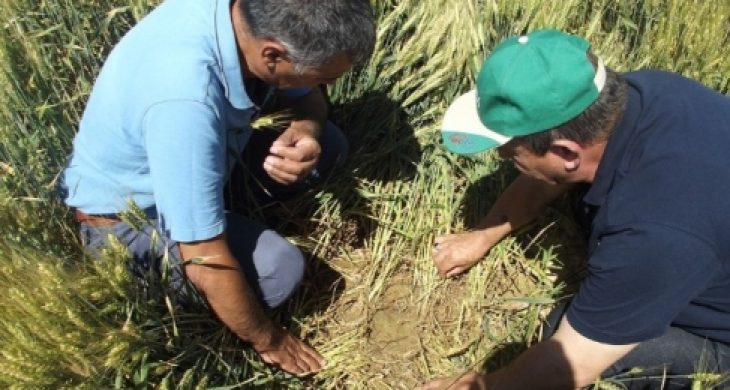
[239,0,376,71]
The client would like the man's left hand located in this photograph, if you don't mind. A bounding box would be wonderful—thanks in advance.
[264,124,321,185]
[416,372,488,390]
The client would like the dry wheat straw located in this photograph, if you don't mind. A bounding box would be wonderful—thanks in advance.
[1,0,729,388]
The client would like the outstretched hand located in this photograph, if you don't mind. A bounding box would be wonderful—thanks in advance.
[432,230,498,278]
[263,124,321,185]
[416,372,488,390]
[253,327,325,375]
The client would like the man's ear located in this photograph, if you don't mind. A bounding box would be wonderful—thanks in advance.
[550,139,582,172]
[260,40,288,71]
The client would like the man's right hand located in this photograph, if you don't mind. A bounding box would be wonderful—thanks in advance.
[180,236,324,375]
[432,175,571,278]
[253,327,325,375]
[432,230,499,278]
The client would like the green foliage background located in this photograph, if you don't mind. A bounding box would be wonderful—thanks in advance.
[1,0,729,388]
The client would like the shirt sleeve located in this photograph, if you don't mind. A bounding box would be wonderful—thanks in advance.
[143,100,226,242]
[566,222,719,344]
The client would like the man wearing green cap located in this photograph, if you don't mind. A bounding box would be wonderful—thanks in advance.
[419,29,730,389]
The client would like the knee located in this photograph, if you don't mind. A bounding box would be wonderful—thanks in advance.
[255,231,305,308]
[265,245,305,308]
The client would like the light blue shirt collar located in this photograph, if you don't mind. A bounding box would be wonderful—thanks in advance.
[214,0,251,109]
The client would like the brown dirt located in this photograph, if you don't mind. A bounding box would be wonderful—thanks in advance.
[304,214,583,388]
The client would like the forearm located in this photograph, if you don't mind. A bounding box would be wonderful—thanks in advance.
[432,174,573,277]
[474,173,572,239]
[485,340,578,389]
[179,236,274,347]
[485,318,635,389]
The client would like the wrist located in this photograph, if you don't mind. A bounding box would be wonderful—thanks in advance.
[476,215,512,239]
[471,226,504,248]
[289,119,322,139]
[250,324,282,351]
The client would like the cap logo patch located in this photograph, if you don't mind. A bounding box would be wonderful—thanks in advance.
[449,134,469,145]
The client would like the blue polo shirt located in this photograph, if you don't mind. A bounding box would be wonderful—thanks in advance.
[59,0,306,242]
[566,71,730,345]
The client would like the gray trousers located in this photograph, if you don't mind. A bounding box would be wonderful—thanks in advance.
[79,121,348,308]
[80,213,304,308]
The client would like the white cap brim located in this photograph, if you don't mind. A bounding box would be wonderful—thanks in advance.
[441,90,512,155]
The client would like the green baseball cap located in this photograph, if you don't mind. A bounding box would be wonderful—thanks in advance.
[441,29,606,155]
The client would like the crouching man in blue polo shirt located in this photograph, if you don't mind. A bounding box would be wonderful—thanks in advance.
[419,29,730,389]
[59,0,375,375]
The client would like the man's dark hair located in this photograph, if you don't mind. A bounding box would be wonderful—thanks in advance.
[512,52,629,155]
[240,0,376,71]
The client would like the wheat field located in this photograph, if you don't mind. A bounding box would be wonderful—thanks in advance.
[1,0,729,388]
